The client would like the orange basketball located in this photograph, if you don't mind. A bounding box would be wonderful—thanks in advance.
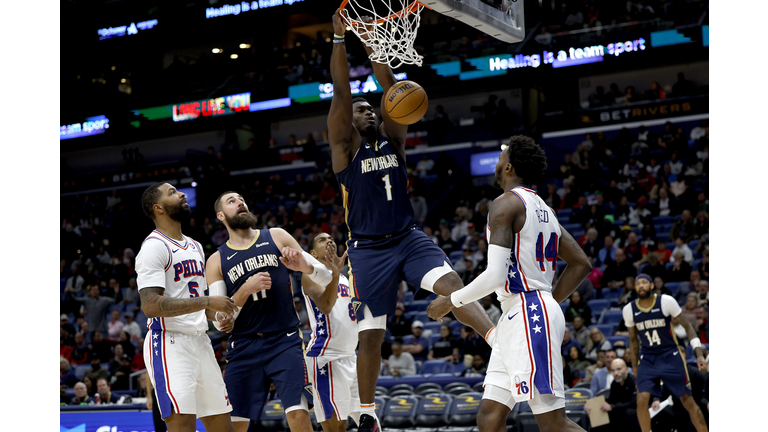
[384,80,428,125]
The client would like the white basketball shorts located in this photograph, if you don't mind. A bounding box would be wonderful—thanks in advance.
[145,329,232,419]
[306,355,360,423]
[482,290,565,415]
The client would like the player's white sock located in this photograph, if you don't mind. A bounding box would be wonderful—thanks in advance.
[359,403,379,425]
[349,411,362,427]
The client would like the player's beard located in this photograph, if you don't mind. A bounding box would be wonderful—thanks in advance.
[637,288,652,299]
[165,202,191,222]
[225,210,258,230]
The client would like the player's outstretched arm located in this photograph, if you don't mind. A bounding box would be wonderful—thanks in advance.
[427,194,521,321]
[301,243,348,315]
[139,287,236,318]
[328,9,361,172]
[671,311,708,368]
[357,18,408,158]
[551,224,593,304]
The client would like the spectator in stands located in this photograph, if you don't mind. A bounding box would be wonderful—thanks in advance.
[572,316,590,348]
[564,6,584,29]
[655,188,674,217]
[481,295,501,324]
[61,357,78,388]
[410,189,428,229]
[460,326,491,362]
[567,346,591,372]
[89,331,115,362]
[107,310,125,339]
[573,276,596,302]
[695,305,709,343]
[70,332,90,365]
[65,267,86,294]
[616,276,638,309]
[646,81,665,100]
[601,249,637,291]
[598,235,619,266]
[564,291,592,324]
[415,154,435,178]
[587,349,616,392]
[388,303,412,338]
[562,328,583,358]
[385,342,416,377]
[96,378,120,404]
[84,355,109,386]
[587,359,639,432]
[628,197,653,227]
[70,382,95,405]
[111,354,133,390]
[623,232,648,266]
[585,328,612,361]
[675,269,700,302]
[693,210,709,240]
[543,182,561,209]
[108,343,125,377]
[117,331,136,359]
[699,249,709,279]
[670,237,694,264]
[122,312,141,340]
[682,293,699,324]
[571,195,590,225]
[653,239,673,264]
[534,26,552,46]
[428,324,461,362]
[402,321,429,362]
[71,284,123,334]
[696,280,709,306]
[639,224,657,252]
[671,72,695,97]
[652,277,674,298]
[461,355,487,377]
[437,225,457,253]
[121,277,139,306]
[582,228,601,263]
[635,252,667,281]
[623,86,639,104]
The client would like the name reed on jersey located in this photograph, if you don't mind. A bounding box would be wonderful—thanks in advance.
[227,254,279,284]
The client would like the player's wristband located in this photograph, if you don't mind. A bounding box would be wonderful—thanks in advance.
[690,337,702,350]
[302,251,333,287]
[333,39,345,44]
[333,33,345,39]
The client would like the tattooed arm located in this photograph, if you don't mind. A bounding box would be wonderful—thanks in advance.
[551,224,593,303]
[140,287,236,318]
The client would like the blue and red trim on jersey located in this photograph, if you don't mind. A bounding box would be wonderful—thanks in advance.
[306,296,332,357]
[150,329,180,418]
[144,237,173,271]
[152,230,189,250]
[312,357,340,420]
[521,291,555,396]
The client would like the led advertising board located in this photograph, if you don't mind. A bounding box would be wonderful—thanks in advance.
[60,115,110,140]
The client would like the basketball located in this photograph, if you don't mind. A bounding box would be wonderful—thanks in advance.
[384,80,428,125]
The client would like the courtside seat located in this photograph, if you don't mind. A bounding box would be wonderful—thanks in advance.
[375,396,387,419]
[376,386,389,395]
[447,392,482,426]
[381,395,420,428]
[415,393,453,427]
[606,335,629,347]
[443,382,471,393]
[390,389,417,397]
[258,399,285,431]
[415,383,443,395]
[471,382,485,393]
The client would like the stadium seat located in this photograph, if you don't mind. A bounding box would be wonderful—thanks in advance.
[390,388,417,397]
[447,392,482,426]
[562,223,583,233]
[258,399,285,431]
[408,300,430,312]
[652,216,673,224]
[428,333,442,348]
[447,386,473,396]
[443,382,471,393]
[573,381,591,389]
[557,208,573,219]
[453,363,469,375]
[415,393,453,427]
[402,335,415,344]
[592,324,616,336]
[414,312,430,324]
[665,282,681,297]
[402,291,415,304]
[381,395,419,428]
[472,382,485,393]
[449,251,464,262]
[692,258,702,269]
[688,239,701,250]
[601,289,622,301]
[424,321,443,335]
[598,310,624,324]
[421,360,451,375]
[377,375,396,385]
[587,299,610,315]
[374,396,387,419]
[415,382,443,395]
[449,320,464,333]
[606,335,629,348]
[108,304,124,313]
[73,364,90,380]
[375,386,389,395]
[596,388,610,399]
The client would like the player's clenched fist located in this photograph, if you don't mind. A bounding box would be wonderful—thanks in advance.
[242,272,272,296]
[427,296,454,322]
[207,296,237,316]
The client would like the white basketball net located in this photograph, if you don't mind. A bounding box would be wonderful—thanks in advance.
[340,0,425,68]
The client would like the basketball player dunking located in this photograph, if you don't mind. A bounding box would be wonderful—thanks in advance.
[136,182,237,432]
[328,9,495,432]
[427,137,594,432]
[623,274,709,432]
[206,192,335,432]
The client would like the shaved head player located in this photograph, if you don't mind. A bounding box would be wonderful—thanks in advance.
[327,9,495,432]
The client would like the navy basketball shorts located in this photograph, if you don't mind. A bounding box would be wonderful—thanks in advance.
[224,330,313,421]
[347,226,453,319]
[636,348,692,398]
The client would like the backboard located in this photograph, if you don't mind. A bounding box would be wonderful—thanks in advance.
[423,0,525,43]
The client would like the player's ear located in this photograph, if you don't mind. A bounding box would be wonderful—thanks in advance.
[153,203,163,215]
[216,211,224,222]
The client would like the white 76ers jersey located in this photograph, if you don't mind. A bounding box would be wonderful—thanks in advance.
[303,275,359,367]
[135,230,208,334]
[488,187,562,305]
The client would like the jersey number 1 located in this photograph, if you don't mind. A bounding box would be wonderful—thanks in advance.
[382,174,393,201]
[535,232,559,271]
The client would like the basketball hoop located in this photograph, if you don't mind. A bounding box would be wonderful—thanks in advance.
[339,0,426,68]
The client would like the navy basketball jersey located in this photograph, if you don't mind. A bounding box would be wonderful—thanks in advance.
[626,294,679,355]
[218,229,299,336]
[334,135,414,237]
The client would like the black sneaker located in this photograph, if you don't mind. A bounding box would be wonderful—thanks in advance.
[357,414,379,432]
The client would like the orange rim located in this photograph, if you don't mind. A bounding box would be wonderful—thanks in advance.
[338,0,429,26]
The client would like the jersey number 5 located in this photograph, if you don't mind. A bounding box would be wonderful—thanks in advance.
[188,281,200,298]
[535,232,559,271]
